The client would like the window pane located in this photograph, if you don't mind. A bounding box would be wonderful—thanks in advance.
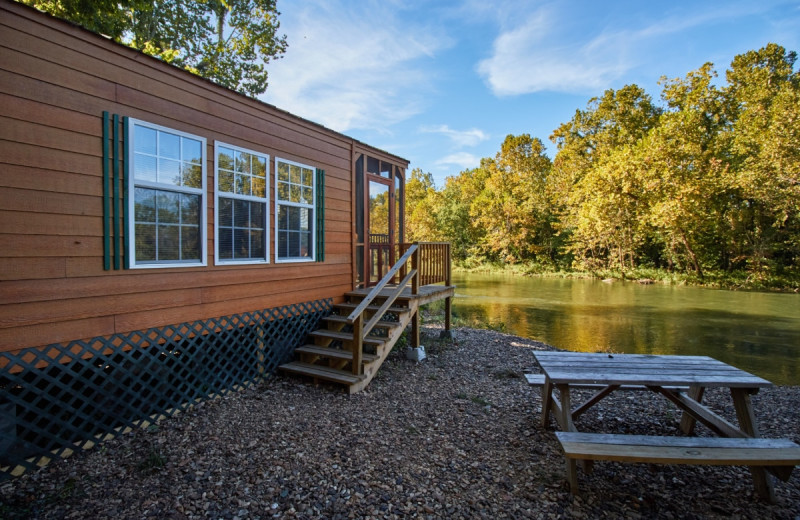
[288,231,300,257]
[134,154,157,182]
[218,227,233,259]
[290,184,301,203]
[182,163,202,189]
[218,147,234,171]
[135,125,157,155]
[157,192,180,224]
[219,170,234,193]
[181,193,200,224]
[277,182,289,201]
[290,165,301,184]
[251,230,265,258]
[182,138,202,164]
[278,161,289,181]
[288,206,299,230]
[278,205,287,228]
[135,223,156,261]
[236,151,251,174]
[181,225,200,260]
[158,158,181,186]
[158,224,180,260]
[367,156,379,175]
[254,156,267,178]
[302,168,313,187]
[300,231,311,258]
[302,187,313,205]
[380,161,391,178]
[252,176,266,198]
[278,231,288,257]
[234,199,249,227]
[233,228,249,259]
[250,201,264,229]
[219,197,233,227]
[300,207,311,231]
[235,173,251,196]
[134,188,156,221]
[159,132,180,159]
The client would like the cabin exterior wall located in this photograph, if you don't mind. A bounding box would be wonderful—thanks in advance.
[0,0,408,478]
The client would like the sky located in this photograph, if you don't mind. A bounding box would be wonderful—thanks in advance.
[262,0,800,188]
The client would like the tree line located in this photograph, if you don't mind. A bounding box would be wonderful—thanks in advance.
[406,44,800,285]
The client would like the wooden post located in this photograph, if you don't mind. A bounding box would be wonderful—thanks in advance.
[679,385,705,434]
[731,388,775,502]
[352,314,363,375]
[441,243,453,339]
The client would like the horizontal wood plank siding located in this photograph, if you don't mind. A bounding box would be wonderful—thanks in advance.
[0,1,408,353]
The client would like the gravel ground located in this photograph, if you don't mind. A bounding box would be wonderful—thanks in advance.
[2,326,799,519]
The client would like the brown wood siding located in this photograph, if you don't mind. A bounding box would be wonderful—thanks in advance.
[0,1,408,353]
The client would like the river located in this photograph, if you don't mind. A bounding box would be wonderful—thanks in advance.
[450,272,800,386]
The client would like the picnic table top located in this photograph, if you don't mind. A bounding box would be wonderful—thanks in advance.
[533,351,773,389]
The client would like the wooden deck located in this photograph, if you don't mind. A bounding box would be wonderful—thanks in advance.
[346,284,456,306]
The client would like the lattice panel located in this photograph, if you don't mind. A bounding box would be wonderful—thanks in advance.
[0,299,331,480]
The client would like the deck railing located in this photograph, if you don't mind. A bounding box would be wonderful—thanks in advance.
[346,244,419,375]
[398,242,451,286]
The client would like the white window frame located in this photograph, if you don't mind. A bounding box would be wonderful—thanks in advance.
[274,157,316,263]
[126,118,207,268]
[214,142,270,265]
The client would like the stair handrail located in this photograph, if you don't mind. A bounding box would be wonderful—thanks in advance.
[346,243,420,375]
[346,243,419,324]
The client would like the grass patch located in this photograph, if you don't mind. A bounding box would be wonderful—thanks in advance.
[470,395,491,407]
[136,447,166,474]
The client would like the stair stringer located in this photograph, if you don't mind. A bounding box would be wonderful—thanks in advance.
[346,299,419,394]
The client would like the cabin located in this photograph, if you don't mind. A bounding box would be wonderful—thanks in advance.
[0,0,453,479]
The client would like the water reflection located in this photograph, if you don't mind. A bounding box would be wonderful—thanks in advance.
[452,273,800,386]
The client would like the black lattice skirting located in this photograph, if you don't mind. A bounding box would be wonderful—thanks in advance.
[0,298,331,480]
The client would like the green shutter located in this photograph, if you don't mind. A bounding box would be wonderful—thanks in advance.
[315,169,325,262]
[101,112,128,270]
[102,112,111,271]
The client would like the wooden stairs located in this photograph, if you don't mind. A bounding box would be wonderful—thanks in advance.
[279,242,454,394]
[279,291,419,394]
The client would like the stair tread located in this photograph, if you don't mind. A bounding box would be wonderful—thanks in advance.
[345,291,415,301]
[334,302,410,314]
[279,361,365,384]
[311,330,387,344]
[296,344,379,363]
[324,315,401,328]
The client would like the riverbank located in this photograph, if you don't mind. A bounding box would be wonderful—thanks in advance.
[2,326,798,519]
[454,261,800,293]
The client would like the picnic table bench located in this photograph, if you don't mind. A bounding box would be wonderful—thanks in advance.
[530,351,798,502]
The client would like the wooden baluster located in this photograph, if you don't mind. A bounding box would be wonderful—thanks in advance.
[352,313,363,375]
[444,243,452,334]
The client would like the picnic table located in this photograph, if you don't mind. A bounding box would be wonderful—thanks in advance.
[531,351,800,502]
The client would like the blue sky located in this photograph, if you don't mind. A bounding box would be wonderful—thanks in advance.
[262,0,800,188]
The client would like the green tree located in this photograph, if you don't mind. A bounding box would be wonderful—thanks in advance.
[21,0,287,96]
[725,44,800,273]
[550,85,661,271]
[404,168,441,242]
[471,134,552,262]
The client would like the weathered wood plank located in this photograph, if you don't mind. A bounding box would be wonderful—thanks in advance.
[556,432,800,465]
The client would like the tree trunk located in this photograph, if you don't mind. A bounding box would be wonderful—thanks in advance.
[680,231,703,279]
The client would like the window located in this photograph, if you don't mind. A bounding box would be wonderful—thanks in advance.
[215,143,269,264]
[275,158,315,262]
[127,119,206,267]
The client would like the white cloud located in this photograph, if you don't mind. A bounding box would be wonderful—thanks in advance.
[420,124,490,147]
[435,152,480,169]
[262,0,451,133]
[476,1,779,97]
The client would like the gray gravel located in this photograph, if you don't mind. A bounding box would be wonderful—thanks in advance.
[2,326,799,519]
